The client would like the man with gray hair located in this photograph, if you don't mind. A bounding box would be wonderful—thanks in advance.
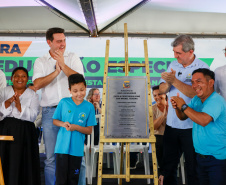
[159,35,209,185]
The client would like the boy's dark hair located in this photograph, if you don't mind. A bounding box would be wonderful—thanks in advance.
[12,67,29,78]
[152,85,159,91]
[192,68,215,81]
[68,74,86,89]
[46,27,65,41]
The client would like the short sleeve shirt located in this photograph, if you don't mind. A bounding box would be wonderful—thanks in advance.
[32,52,84,107]
[188,92,226,159]
[53,98,97,156]
[160,57,209,129]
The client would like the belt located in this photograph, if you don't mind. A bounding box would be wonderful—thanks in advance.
[197,153,213,159]
[44,105,57,108]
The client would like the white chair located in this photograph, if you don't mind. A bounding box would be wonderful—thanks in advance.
[39,128,45,153]
[123,142,151,184]
[88,115,120,184]
[177,153,185,184]
[84,132,92,184]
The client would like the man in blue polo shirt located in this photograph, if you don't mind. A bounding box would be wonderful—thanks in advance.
[171,68,226,185]
[159,35,209,185]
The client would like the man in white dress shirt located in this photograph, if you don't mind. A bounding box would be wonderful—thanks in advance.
[214,47,226,99]
[32,27,84,185]
[0,70,7,89]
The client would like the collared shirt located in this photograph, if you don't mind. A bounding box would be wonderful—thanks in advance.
[32,51,84,107]
[0,70,6,89]
[188,92,226,160]
[0,86,40,122]
[53,98,97,156]
[160,57,209,129]
[214,65,226,100]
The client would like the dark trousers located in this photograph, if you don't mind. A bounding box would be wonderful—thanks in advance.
[196,154,226,185]
[155,135,164,175]
[162,125,198,185]
[0,118,41,185]
[55,154,82,185]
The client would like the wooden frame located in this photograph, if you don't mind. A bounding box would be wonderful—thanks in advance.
[97,23,158,185]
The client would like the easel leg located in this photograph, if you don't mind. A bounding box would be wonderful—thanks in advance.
[0,157,5,185]
[97,142,104,185]
[119,143,124,185]
[125,143,130,182]
[151,143,158,185]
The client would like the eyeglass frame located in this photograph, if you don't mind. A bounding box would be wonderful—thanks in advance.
[93,93,100,96]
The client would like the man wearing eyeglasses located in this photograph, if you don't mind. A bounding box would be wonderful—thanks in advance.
[214,47,226,100]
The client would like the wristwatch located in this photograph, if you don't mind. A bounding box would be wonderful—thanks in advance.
[181,104,188,112]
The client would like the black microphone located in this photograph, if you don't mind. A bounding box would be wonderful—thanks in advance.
[178,72,182,76]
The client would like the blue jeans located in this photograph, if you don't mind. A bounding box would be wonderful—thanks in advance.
[78,157,86,185]
[42,107,60,185]
[197,154,226,185]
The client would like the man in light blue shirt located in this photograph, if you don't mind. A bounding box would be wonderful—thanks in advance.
[159,35,209,185]
[214,47,226,100]
[171,68,226,185]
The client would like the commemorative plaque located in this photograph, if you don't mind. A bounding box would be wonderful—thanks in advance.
[105,76,149,138]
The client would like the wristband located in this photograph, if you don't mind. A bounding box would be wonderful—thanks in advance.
[181,104,188,112]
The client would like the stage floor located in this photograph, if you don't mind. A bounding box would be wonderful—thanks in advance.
[40,153,186,185]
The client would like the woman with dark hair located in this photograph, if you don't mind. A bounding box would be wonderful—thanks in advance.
[0,67,40,185]
[152,85,168,176]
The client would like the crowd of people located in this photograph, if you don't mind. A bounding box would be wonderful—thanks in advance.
[0,28,226,185]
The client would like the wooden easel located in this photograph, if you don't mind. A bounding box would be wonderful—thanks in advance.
[97,23,158,185]
[0,135,14,185]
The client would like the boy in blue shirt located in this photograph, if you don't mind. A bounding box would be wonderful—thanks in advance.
[53,74,97,185]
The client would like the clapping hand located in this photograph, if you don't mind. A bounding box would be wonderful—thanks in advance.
[6,94,16,105]
[13,92,21,106]
[161,68,176,84]
[163,104,168,118]
[53,50,65,69]
[55,61,61,74]
[5,92,22,111]
[170,93,186,110]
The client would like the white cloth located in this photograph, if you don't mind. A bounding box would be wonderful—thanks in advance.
[214,65,226,100]
[32,51,84,107]
[0,70,7,89]
[34,107,42,127]
[0,86,40,122]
